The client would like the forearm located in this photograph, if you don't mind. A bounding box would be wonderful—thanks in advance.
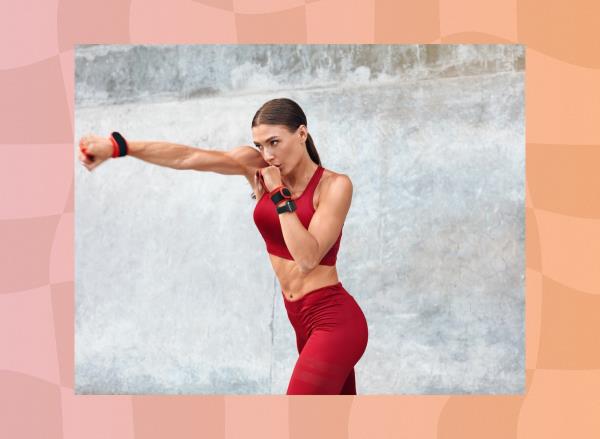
[279,212,319,273]
[127,140,199,170]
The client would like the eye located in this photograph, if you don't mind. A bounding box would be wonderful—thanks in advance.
[271,140,278,146]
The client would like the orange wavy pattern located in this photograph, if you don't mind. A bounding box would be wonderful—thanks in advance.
[0,0,598,437]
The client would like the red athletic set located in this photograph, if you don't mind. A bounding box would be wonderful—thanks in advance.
[253,165,369,395]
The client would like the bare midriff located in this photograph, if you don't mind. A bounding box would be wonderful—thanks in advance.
[268,253,339,302]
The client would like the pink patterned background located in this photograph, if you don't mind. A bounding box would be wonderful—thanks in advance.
[1,0,599,437]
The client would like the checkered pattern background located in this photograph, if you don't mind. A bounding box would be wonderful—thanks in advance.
[1,0,599,437]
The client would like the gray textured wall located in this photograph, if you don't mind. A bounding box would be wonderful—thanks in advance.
[75,44,525,395]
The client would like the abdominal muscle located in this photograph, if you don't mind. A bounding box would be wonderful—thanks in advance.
[269,253,339,301]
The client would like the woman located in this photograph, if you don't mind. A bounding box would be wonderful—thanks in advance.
[78,98,368,395]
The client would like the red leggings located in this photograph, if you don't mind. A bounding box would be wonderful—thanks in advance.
[283,282,368,395]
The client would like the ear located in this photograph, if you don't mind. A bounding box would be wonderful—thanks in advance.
[297,125,308,142]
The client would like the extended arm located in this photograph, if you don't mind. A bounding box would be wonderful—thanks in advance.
[78,134,267,177]
[129,141,268,175]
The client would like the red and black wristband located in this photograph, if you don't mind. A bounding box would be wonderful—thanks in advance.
[110,131,128,158]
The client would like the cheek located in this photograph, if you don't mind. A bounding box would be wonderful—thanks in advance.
[284,142,298,158]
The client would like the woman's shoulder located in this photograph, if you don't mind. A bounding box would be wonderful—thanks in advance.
[315,168,353,207]
[320,167,352,188]
[227,145,268,175]
[225,145,268,199]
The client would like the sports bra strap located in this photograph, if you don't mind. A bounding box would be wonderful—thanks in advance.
[302,165,324,196]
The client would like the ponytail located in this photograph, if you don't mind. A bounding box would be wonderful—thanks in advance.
[305,133,321,166]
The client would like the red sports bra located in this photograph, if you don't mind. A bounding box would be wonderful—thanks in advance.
[253,165,342,266]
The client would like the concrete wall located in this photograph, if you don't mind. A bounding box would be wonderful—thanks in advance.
[75,44,525,394]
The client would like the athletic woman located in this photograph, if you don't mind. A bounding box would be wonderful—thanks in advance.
[78,98,369,395]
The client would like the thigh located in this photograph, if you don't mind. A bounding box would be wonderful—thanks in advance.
[286,330,350,395]
[286,324,365,395]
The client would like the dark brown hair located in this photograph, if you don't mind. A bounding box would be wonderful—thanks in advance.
[250,98,321,200]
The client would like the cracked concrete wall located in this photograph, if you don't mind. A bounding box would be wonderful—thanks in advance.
[75,44,525,394]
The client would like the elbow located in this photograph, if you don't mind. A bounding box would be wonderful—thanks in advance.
[176,151,197,171]
[297,241,321,274]
[173,155,189,170]
[297,257,318,275]
[172,159,186,170]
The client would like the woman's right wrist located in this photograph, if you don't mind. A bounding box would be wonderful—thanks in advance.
[109,132,129,158]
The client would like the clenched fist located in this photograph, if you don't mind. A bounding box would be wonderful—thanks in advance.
[78,134,113,172]
[256,165,283,192]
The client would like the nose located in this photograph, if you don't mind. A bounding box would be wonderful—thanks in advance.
[262,150,275,163]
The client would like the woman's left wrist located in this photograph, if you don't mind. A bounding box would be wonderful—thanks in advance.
[270,186,292,206]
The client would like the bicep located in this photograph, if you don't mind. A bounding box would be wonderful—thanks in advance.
[308,175,353,262]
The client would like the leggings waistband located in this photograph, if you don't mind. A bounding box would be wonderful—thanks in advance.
[282,282,345,314]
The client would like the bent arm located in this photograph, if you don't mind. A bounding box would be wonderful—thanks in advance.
[279,175,353,274]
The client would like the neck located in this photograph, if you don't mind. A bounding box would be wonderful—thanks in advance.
[282,156,318,190]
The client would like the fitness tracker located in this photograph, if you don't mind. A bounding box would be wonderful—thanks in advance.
[277,200,297,214]
[270,186,292,205]
[110,131,128,157]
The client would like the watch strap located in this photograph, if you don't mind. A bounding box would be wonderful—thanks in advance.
[276,200,297,214]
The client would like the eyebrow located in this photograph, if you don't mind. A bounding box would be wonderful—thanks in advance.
[253,136,279,146]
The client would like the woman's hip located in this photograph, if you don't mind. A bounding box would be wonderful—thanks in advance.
[283,282,368,335]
